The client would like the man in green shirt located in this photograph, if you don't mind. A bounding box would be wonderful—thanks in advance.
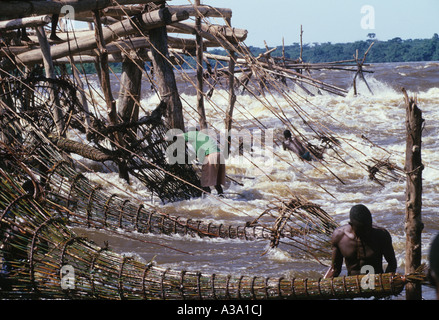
[182,130,225,196]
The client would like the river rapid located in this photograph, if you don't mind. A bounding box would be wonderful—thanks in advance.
[73,60,439,300]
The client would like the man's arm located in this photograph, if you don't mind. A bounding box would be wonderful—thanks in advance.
[324,229,344,278]
[383,230,397,273]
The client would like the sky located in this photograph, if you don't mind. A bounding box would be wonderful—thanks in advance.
[171,0,439,47]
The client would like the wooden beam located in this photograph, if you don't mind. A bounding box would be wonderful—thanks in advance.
[53,54,123,64]
[0,15,51,31]
[203,51,246,64]
[12,8,189,67]
[0,0,158,18]
[168,5,232,18]
[168,21,247,43]
[170,22,239,52]
[101,4,233,19]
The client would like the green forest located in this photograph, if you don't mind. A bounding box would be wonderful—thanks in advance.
[243,34,439,63]
[69,34,439,74]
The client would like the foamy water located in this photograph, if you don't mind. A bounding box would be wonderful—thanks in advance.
[76,61,439,299]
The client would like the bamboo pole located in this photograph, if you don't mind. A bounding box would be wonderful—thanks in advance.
[403,88,424,300]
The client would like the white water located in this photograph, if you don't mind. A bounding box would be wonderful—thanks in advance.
[75,62,439,299]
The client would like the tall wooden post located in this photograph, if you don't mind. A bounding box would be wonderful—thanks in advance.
[403,88,424,300]
[225,51,236,157]
[118,51,143,125]
[92,9,129,182]
[115,50,143,185]
[195,0,207,129]
[92,10,117,127]
[225,17,236,156]
[148,6,185,131]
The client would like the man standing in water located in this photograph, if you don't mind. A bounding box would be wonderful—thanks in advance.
[182,129,225,197]
[324,204,397,278]
[282,129,313,161]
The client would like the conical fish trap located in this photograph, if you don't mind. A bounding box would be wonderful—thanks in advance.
[0,169,420,299]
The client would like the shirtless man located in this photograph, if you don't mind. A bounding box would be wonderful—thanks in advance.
[429,233,439,299]
[282,129,312,161]
[325,204,397,278]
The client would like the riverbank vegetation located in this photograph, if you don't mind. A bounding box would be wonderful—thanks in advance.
[66,35,439,75]
[218,34,439,64]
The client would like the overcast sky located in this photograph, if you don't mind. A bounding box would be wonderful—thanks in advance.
[172,0,439,46]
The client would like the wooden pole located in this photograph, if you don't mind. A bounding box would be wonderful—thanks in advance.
[116,50,144,184]
[148,6,185,131]
[0,15,51,31]
[117,51,143,125]
[34,26,65,137]
[92,9,129,182]
[92,10,117,127]
[195,0,207,130]
[403,88,424,300]
[12,9,189,68]
[299,25,303,63]
[353,50,359,96]
[225,16,236,156]
[167,5,232,19]
[0,0,158,18]
[69,57,92,139]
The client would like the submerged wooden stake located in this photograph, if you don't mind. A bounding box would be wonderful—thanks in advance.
[403,88,424,300]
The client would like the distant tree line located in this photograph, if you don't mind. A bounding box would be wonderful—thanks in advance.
[62,34,439,74]
[242,34,439,63]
